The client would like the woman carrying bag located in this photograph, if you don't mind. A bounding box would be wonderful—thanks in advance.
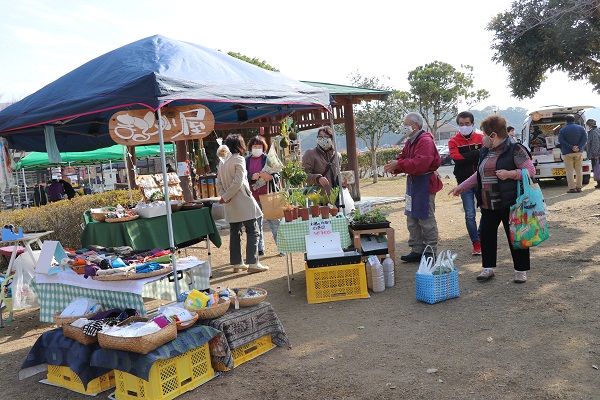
[449,115,536,284]
[216,134,269,274]
[245,135,282,256]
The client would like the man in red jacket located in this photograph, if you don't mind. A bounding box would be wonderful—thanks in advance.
[384,112,443,262]
[448,111,484,255]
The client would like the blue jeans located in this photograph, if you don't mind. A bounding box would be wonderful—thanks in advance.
[460,186,480,243]
[257,216,280,252]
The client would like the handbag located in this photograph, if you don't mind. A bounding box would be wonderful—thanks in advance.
[415,246,460,304]
[509,169,549,249]
[593,158,600,181]
[259,185,286,220]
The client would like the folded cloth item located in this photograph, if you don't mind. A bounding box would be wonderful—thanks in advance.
[111,257,127,268]
[91,309,122,320]
[88,245,106,252]
[83,318,120,337]
[94,265,135,277]
[84,264,101,279]
[98,259,112,270]
[135,262,163,274]
[81,251,101,257]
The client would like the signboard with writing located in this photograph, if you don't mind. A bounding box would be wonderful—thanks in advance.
[309,219,333,237]
[359,201,372,215]
[109,105,215,145]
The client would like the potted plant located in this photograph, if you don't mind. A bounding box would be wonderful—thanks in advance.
[318,192,330,219]
[294,190,309,221]
[328,187,340,217]
[348,206,391,230]
[307,188,322,217]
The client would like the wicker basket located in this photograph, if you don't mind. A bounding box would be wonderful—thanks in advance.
[234,287,268,307]
[187,298,230,320]
[176,313,199,330]
[171,203,183,212]
[63,323,98,345]
[90,212,106,222]
[92,265,173,281]
[53,311,99,327]
[105,214,139,223]
[97,316,177,354]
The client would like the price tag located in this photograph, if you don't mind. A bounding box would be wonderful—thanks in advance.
[309,219,333,237]
[359,201,372,214]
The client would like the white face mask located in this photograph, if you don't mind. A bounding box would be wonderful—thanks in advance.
[401,124,414,135]
[251,148,263,157]
[458,126,474,136]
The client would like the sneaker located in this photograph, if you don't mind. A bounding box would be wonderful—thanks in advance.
[258,250,265,256]
[514,270,527,283]
[567,189,577,193]
[232,264,248,273]
[472,241,482,256]
[576,187,582,193]
[247,263,269,274]
[476,268,495,281]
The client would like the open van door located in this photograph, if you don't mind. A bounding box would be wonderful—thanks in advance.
[520,105,594,185]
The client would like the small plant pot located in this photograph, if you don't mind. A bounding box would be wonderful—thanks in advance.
[284,209,294,222]
[330,206,339,217]
[310,205,321,218]
[299,207,309,221]
[320,206,330,219]
[292,207,299,220]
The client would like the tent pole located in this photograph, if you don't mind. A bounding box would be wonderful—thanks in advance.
[328,113,346,215]
[109,159,113,189]
[123,146,134,205]
[156,108,180,298]
[21,168,28,206]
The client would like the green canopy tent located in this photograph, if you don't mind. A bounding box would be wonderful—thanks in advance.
[15,144,174,170]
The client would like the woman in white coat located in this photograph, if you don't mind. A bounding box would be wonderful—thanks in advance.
[216,134,269,274]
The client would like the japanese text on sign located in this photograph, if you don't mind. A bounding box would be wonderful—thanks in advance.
[309,220,333,236]
[359,201,372,214]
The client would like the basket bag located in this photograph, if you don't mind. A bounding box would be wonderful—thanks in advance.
[415,247,460,304]
[259,189,286,220]
[509,169,549,249]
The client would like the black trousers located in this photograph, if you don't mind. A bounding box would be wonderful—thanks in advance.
[480,207,530,272]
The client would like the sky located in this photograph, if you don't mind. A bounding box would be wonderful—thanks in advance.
[1,0,599,114]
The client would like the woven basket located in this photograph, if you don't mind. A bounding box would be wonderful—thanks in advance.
[53,311,99,327]
[235,287,268,307]
[188,298,230,320]
[92,265,173,281]
[97,316,177,354]
[91,212,106,222]
[176,313,199,330]
[63,323,98,345]
[105,214,139,223]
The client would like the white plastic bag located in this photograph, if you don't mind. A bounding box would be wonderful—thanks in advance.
[342,187,355,212]
[11,251,40,310]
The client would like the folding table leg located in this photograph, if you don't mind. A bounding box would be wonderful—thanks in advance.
[285,253,291,293]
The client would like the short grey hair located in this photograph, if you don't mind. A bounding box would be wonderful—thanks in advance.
[405,112,424,129]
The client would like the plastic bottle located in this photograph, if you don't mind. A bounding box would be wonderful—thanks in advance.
[365,261,373,290]
[382,254,395,288]
[371,258,385,293]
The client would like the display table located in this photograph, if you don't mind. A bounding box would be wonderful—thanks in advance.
[201,301,289,369]
[34,258,209,322]
[0,231,53,327]
[276,215,351,293]
[81,207,221,250]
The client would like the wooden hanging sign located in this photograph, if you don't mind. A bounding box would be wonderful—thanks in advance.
[109,104,215,145]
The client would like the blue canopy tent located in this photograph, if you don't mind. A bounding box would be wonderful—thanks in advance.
[0,34,331,296]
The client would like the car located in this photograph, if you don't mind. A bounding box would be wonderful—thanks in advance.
[439,146,454,166]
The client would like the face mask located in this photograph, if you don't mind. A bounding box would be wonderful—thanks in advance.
[317,137,333,149]
[401,124,414,135]
[251,148,263,157]
[482,134,495,148]
[458,126,474,136]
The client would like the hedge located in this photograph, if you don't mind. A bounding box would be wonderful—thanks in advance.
[340,148,403,178]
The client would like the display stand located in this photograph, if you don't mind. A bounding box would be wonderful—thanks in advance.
[349,226,395,263]
[194,173,217,199]
[135,172,183,202]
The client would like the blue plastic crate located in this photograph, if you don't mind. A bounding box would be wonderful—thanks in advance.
[415,268,460,304]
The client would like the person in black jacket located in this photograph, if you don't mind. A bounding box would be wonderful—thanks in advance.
[59,179,76,199]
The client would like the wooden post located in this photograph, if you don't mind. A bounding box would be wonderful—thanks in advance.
[125,146,137,189]
[344,102,361,201]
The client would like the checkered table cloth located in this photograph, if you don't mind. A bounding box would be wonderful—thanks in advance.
[34,261,211,323]
[276,215,351,253]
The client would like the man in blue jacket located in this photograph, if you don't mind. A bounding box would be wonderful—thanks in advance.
[558,114,588,193]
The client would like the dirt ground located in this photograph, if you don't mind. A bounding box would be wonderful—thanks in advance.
[1,175,599,400]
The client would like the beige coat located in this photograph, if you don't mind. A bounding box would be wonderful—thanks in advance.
[216,154,262,223]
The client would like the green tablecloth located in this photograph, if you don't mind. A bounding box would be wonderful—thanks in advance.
[276,215,351,253]
[81,207,221,250]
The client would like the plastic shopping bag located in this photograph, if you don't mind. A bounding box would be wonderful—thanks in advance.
[509,169,549,249]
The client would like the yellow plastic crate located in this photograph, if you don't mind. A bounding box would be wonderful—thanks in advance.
[112,342,214,400]
[213,334,276,371]
[305,262,369,304]
[47,365,115,395]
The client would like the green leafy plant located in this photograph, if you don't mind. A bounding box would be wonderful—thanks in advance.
[281,160,307,187]
[328,187,340,206]
[348,206,390,225]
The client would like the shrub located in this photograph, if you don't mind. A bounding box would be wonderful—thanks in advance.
[0,190,142,253]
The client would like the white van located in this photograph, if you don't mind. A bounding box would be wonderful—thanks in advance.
[519,105,593,185]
